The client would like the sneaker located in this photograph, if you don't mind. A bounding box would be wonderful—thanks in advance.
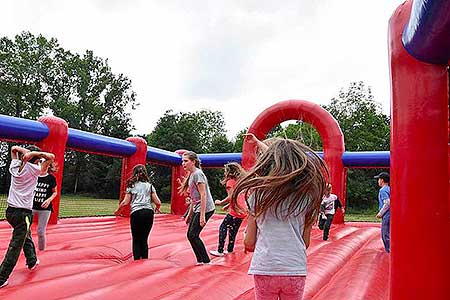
[0,280,8,288]
[195,262,204,266]
[28,259,40,270]
[224,250,229,254]
[209,250,225,257]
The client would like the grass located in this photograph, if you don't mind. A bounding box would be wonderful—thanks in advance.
[0,195,380,223]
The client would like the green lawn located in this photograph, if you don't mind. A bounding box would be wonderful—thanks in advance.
[0,195,380,222]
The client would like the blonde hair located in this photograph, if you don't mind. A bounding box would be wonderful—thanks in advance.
[231,138,328,227]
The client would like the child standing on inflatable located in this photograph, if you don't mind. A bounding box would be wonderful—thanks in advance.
[0,145,54,289]
[179,151,215,265]
[32,162,58,250]
[318,183,344,241]
[115,164,162,260]
[231,138,327,300]
[210,163,248,257]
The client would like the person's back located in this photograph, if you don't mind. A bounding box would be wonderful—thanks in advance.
[8,158,42,210]
[231,138,328,300]
[248,195,307,275]
[129,181,154,214]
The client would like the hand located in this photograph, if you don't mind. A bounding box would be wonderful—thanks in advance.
[244,245,255,254]
[41,199,51,209]
[185,216,191,225]
[200,216,206,227]
[114,208,124,217]
[155,206,161,214]
[376,213,382,219]
[222,203,230,211]
[243,133,258,144]
[214,200,221,205]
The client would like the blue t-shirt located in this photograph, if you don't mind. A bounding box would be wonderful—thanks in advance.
[378,185,390,219]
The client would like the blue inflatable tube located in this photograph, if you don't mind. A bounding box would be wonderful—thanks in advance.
[147,146,182,166]
[342,151,390,167]
[0,115,49,142]
[67,128,136,157]
[198,153,242,167]
[402,0,450,64]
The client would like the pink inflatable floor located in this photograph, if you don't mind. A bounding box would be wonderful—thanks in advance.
[0,214,389,300]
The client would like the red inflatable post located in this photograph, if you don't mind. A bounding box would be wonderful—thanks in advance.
[36,116,68,225]
[171,150,188,215]
[119,137,148,217]
[389,2,450,299]
[242,100,346,223]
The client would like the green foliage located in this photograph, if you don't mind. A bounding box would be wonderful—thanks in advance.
[0,32,137,198]
[146,109,231,201]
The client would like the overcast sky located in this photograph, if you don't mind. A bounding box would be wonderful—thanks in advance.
[2,0,405,139]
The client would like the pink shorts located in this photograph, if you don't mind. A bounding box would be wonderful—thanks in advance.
[254,275,306,300]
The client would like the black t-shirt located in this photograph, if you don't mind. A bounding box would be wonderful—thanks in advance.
[33,174,57,211]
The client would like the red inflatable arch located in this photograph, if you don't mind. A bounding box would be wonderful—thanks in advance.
[242,99,346,223]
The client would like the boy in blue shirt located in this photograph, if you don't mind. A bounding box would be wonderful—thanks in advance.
[374,172,390,253]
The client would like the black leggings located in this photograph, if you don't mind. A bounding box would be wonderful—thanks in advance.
[130,209,154,260]
[318,213,334,240]
[187,210,214,263]
[218,214,243,253]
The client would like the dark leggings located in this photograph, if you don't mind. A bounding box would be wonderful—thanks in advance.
[187,210,214,263]
[130,209,154,260]
[318,213,334,240]
[218,214,243,253]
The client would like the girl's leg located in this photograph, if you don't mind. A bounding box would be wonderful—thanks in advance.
[254,275,280,300]
[187,211,214,263]
[140,209,154,259]
[227,216,243,253]
[33,210,51,250]
[323,214,334,241]
[279,276,306,300]
[218,214,233,253]
[130,211,143,260]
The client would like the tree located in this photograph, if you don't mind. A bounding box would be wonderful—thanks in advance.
[147,110,230,201]
[0,32,138,198]
[323,81,390,210]
[51,50,137,195]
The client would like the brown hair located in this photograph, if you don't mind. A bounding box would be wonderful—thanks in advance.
[178,151,201,195]
[220,162,244,185]
[231,138,328,228]
[127,164,150,188]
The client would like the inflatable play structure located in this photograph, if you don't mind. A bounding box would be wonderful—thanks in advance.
[0,0,448,299]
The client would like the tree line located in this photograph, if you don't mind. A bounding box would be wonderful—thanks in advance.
[0,32,390,211]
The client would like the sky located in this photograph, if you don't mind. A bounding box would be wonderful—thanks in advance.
[2,0,405,139]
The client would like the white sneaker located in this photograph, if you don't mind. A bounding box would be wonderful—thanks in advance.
[209,250,225,257]
[28,258,40,270]
[0,280,8,288]
[195,262,204,266]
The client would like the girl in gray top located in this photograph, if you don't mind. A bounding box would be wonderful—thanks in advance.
[231,138,328,300]
[115,165,162,260]
[179,151,215,264]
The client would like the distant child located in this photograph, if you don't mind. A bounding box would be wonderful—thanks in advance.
[210,163,248,257]
[0,145,55,289]
[231,138,328,300]
[115,164,162,260]
[318,184,344,241]
[179,151,215,265]
[32,162,58,250]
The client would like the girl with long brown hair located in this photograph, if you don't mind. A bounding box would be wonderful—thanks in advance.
[231,138,328,300]
[179,151,215,265]
[115,164,162,260]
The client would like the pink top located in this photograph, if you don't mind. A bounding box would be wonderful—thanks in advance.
[226,179,248,219]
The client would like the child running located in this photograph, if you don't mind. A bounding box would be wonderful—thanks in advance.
[231,138,328,300]
[32,162,58,250]
[115,164,162,260]
[179,151,215,265]
[318,183,344,241]
[210,162,248,257]
[0,145,54,289]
